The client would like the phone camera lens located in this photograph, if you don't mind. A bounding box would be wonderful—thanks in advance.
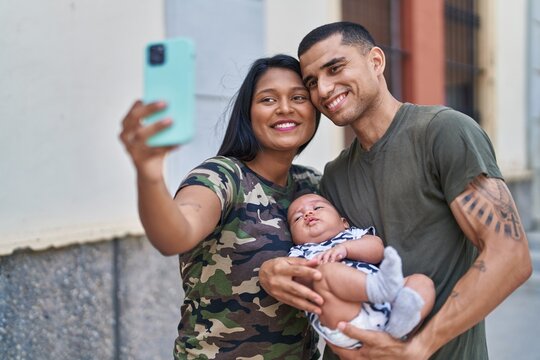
[149,44,165,65]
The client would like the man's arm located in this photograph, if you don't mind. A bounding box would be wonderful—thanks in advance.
[334,175,532,359]
[411,175,532,355]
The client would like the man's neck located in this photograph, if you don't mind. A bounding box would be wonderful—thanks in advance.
[351,97,402,151]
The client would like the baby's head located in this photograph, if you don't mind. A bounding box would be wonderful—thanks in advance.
[288,193,349,245]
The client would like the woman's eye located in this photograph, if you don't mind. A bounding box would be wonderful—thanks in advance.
[294,215,302,222]
[292,95,307,102]
[314,206,323,210]
[261,97,276,103]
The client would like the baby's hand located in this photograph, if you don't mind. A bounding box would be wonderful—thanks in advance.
[315,245,348,264]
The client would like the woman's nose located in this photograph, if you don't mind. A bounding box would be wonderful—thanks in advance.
[276,101,293,114]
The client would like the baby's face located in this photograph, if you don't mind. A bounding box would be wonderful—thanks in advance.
[288,194,349,245]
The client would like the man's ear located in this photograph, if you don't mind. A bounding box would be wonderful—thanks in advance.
[341,217,350,229]
[369,46,386,75]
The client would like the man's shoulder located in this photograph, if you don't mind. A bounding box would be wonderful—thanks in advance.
[406,103,477,129]
[322,144,355,175]
[396,104,483,144]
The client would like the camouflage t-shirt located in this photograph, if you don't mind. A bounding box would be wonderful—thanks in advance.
[174,156,321,360]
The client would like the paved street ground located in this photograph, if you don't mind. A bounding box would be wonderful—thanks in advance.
[486,277,540,360]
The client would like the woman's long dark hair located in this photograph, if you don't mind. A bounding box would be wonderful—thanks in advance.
[217,54,321,161]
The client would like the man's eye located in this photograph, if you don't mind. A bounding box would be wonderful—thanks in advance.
[306,80,317,89]
[330,65,342,73]
[294,215,302,222]
[314,206,323,210]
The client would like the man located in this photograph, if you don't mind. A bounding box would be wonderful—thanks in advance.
[259,22,532,359]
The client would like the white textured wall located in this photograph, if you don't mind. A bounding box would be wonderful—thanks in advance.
[265,0,344,173]
[0,0,164,254]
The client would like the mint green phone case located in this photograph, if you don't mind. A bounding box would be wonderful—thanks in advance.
[143,38,195,146]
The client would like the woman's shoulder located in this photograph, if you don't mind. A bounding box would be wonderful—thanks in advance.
[181,156,245,190]
[190,156,245,175]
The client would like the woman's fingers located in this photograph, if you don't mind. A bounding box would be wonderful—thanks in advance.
[259,257,323,312]
[289,294,323,315]
[120,100,173,151]
[122,100,167,132]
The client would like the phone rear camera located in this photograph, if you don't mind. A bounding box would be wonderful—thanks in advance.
[149,44,165,65]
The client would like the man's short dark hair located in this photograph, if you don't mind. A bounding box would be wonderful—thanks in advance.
[298,21,377,58]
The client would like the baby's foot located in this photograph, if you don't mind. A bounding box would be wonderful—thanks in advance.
[385,287,424,339]
[366,247,404,303]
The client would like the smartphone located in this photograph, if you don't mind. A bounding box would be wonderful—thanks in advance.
[143,38,195,146]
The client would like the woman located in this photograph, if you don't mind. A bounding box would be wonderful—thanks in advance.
[120,54,321,359]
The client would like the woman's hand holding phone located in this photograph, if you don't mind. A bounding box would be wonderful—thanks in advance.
[119,100,179,183]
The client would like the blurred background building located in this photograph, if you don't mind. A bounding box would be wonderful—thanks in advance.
[1,0,539,358]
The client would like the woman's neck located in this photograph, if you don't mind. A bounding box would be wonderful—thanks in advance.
[245,151,295,187]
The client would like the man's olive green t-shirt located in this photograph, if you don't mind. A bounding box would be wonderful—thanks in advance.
[321,103,502,359]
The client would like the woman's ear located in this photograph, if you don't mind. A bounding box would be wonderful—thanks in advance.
[341,217,350,229]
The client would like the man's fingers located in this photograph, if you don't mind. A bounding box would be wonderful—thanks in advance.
[327,343,367,360]
[337,321,372,343]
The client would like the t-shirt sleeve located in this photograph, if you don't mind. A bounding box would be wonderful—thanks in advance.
[176,157,238,225]
[428,109,503,204]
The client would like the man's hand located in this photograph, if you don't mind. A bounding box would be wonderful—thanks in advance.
[327,323,429,360]
[259,257,323,314]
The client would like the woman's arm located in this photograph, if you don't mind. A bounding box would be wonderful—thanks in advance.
[138,180,221,255]
[120,100,221,255]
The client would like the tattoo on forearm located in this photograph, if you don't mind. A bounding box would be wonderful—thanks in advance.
[472,260,487,272]
[460,178,521,240]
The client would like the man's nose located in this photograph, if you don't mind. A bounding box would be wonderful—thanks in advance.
[317,77,334,99]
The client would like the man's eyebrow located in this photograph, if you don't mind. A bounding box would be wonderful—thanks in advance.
[302,57,346,85]
[321,57,346,70]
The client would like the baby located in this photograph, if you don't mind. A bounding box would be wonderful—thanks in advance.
[288,193,435,349]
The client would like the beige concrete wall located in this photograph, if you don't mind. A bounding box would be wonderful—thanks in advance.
[265,0,344,173]
[478,0,529,179]
[496,0,529,177]
[0,0,164,254]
